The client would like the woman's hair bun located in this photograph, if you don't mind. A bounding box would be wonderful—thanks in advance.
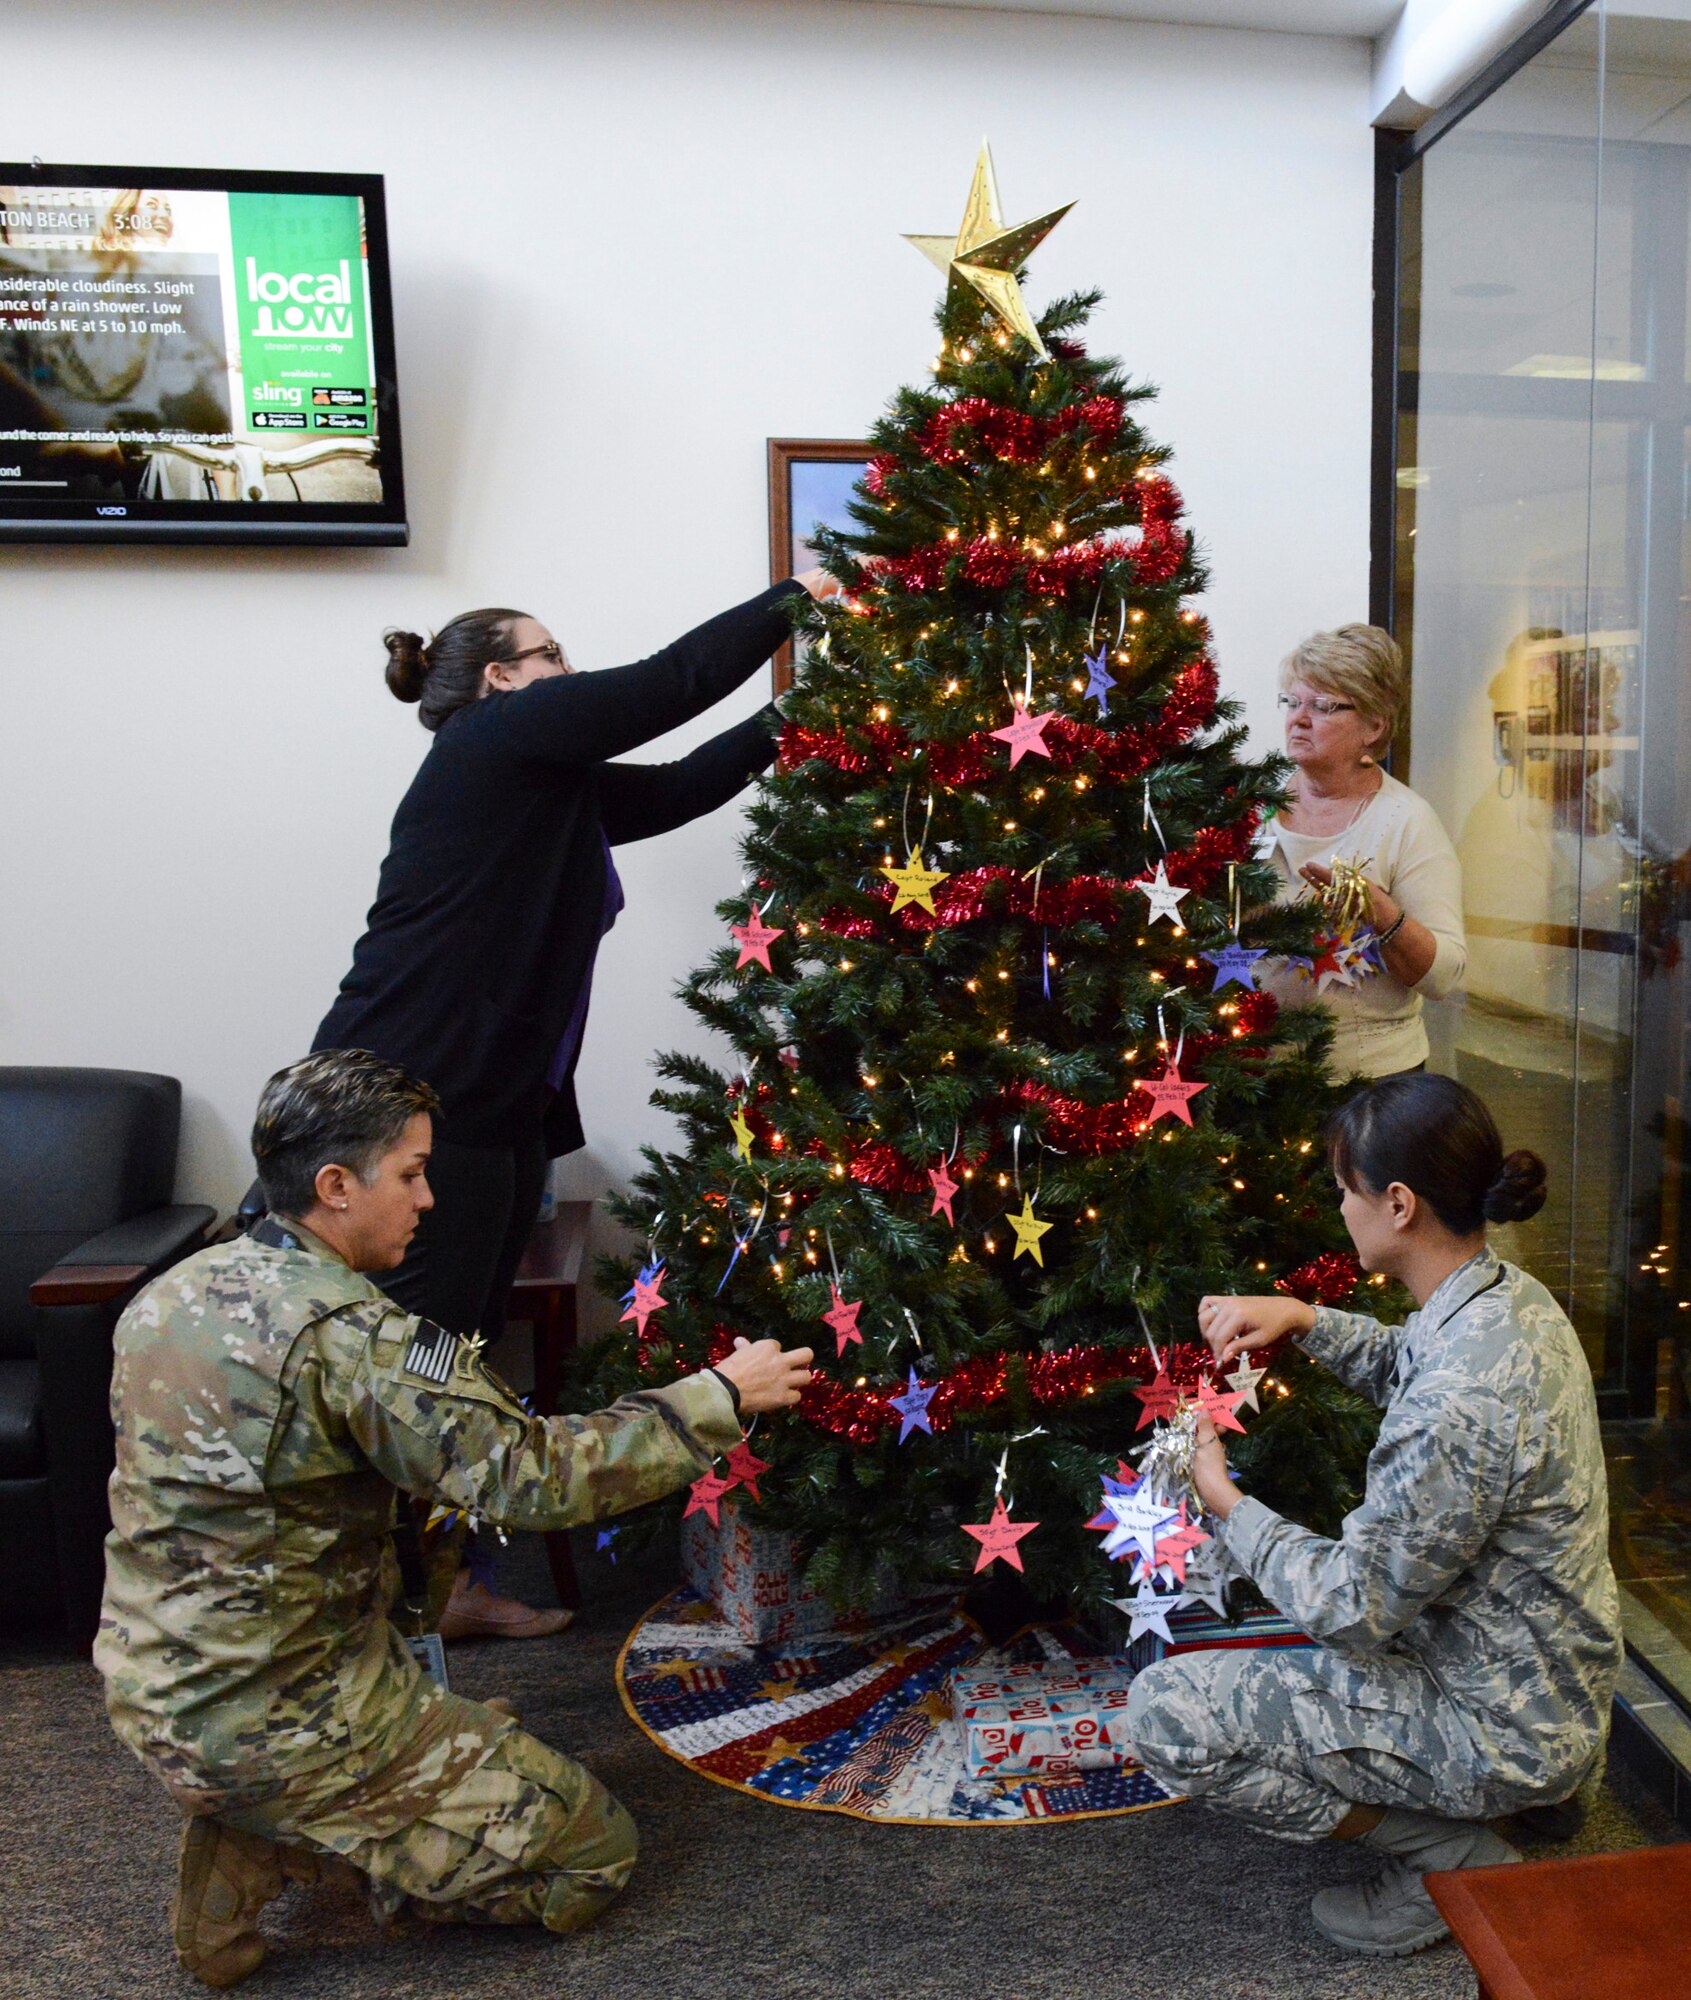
[1483,1148,1548,1226]
[383,628,429,703]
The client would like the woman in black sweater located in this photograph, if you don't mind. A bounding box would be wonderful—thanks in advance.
[313,574,825,1635]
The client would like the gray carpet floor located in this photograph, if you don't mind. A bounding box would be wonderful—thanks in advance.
[3,1535,1682,2000]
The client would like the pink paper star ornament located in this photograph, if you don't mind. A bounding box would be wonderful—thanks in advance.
[1135,1062,1208,1128]
[730,911,785,971]
[822,1283,864,1355]
[990,702,1056,768]
[962,1496,1038,1573]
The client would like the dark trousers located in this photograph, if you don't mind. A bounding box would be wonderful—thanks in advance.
[381,1134,550,1343]
[379,1134,549,1587]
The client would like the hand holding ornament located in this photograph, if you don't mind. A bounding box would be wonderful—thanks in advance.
[713,1336,815,1414]
[795,566,842,602]
[1197,1293,1314,1367]
[1297,860,1399,937]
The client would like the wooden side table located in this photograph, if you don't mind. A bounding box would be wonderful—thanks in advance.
[1426,1843,1691,1998]
[505,1200,592,1611]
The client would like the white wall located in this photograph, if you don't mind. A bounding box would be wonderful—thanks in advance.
[2,0,1374,1272]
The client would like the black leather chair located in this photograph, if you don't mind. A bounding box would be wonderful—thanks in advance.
[0,1068,214,1647]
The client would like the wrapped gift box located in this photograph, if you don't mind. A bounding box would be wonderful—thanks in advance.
[951,1658,1139,1779]
[680,1495,906,1644]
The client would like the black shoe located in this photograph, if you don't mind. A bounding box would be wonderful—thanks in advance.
[1501,1795,1586,1843]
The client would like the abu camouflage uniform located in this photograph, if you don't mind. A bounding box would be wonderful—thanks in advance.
[1128,1249,1623,1839]
[95,1217,740,1931]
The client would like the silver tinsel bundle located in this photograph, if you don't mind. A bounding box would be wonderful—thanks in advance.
[1132,1398,1202,1510]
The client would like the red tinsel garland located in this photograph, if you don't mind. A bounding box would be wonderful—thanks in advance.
[872,528,1181,599]
[915,394,1126,468]
[1004,1079,1157,1152]
[1276,1250,1363,1305]
[815,805,1259,940]
[698,1327,1214,1441]
[780,657,1220,788]
[862,475,1188,601]
[1161,814,1262,891]
[862,402,1136,501]
[839,1139,931,1192]
[818,865,1134,940]
[786,1019,1279,1186]
[730,990,1277,1184]
[1139,476,1184,529]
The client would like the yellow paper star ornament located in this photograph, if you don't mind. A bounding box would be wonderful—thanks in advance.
[729,1107,755,1162]
[1004,1193,1054,1265]
[880,846,949,916]
[906,141,1074,361]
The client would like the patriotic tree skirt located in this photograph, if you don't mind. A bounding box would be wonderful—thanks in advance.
[616,1585,1309,1826]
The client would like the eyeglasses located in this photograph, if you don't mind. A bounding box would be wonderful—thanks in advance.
[506,641,567,668]
[1277,693,1357,719]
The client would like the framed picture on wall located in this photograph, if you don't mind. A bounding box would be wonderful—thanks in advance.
[767,437,872,692]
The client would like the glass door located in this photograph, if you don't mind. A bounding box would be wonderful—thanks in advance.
[1393,1,1691,1682]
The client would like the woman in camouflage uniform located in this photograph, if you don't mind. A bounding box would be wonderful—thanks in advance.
[97,1052,814,1986]
[1127,1073,1622,1958]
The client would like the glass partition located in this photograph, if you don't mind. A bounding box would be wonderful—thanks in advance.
[1394,0,1691,1689]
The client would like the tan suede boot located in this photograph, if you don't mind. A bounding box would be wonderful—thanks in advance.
[170,1819,305,1988]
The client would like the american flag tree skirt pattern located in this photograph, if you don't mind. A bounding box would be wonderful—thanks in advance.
[616,1586,1309,1825]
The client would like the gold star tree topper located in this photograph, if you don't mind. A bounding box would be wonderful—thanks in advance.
[906,141,1073,361]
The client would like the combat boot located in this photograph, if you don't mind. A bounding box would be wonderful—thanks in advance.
[1309,1808,1520,1957]
[171,1818,312,1987]
[1500,1751,1605,1845]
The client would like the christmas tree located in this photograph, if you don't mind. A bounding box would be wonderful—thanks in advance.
[587,147,1378,1624]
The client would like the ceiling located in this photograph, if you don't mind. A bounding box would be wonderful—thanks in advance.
[856,0,1405,37]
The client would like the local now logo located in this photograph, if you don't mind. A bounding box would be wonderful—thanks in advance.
[245,256,354,340]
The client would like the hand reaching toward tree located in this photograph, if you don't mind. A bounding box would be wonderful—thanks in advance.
[712,1336,814,1414]
[1197,1294,1314,1366]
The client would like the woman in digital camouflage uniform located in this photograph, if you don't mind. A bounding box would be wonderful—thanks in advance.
[1128,1073,1622,1959]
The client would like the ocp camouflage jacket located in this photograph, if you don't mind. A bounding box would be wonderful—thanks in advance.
[95,1221,739,1812]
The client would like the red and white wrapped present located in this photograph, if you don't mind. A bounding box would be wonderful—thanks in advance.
[950,1658,1139,1780]
[680,1495,906,1645]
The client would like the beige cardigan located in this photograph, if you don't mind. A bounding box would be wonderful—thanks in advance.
[1255,769,1467,1079]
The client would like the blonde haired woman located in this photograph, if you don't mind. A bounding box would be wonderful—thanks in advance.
[1257,625,1465,1079]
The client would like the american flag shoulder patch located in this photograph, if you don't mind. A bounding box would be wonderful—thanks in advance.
[402,1319,459,1387]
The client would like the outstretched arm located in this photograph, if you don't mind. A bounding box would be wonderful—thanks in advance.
[598,711,779,845]
[1199,1293,1410,1409]
[475,580,816,769]
[318,1309,810,1533]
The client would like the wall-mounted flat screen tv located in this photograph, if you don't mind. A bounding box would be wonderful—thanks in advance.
[0,164,405,545]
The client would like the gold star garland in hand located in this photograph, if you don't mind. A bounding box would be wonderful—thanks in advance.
[906,141,1073,361]
[1318,856,1375,934]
